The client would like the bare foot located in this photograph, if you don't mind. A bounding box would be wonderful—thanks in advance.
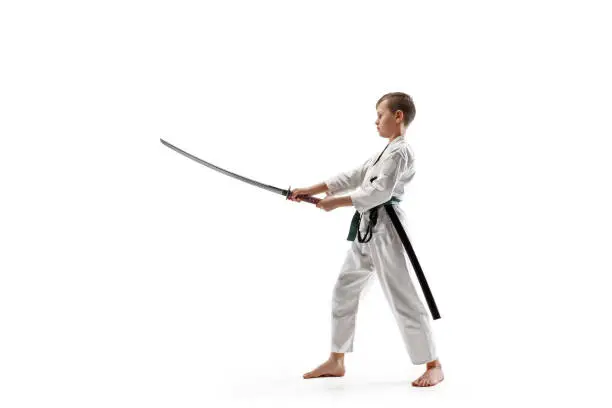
[303,357,345,379]
[412,363,444,387]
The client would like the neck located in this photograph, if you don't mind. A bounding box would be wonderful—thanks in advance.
[388,133,404,143]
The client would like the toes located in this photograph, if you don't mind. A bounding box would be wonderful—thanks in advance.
[414,373,444,387]
[412,374,430,387]
[304,369,323,379]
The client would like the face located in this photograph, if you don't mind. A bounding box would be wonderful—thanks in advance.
[375,99,402,139]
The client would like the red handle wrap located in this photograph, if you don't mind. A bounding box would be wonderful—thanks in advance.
[297,195,321,205]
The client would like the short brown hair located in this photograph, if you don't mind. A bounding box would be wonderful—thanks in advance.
[376,92,416,127]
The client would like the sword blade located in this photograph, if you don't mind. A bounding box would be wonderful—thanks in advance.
[160,138,289,197]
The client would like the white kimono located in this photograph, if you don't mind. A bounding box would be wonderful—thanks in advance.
[324,135,437,365]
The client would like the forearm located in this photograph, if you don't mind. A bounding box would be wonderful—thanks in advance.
[333,195,354,208]
[306,182,330,195]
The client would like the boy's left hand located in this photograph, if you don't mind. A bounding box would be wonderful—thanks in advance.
[316,196,339,212]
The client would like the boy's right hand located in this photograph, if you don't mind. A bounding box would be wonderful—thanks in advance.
[289,187,313,202]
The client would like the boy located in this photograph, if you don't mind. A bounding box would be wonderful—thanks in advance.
[289,92,443,387]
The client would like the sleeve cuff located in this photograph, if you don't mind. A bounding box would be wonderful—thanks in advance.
[324,178,342,195]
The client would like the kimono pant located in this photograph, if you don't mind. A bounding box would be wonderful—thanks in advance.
[331,213,437,365]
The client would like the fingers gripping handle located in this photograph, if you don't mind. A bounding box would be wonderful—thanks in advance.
[287,187,321,205]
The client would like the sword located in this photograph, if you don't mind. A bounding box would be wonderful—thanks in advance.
[160,138,321,205]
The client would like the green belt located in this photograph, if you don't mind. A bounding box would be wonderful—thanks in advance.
[347,196,401,242]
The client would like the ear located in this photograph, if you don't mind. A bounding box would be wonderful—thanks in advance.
[395,110,404,124]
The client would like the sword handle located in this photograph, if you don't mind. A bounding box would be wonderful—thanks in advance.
[295,195,321,205]
[287,186,321,205]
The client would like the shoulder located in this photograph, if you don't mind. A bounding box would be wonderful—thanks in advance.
[388,143,414,164]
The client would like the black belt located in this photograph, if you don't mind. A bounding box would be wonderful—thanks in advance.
[345,196,441,320]
[346,196,401,243]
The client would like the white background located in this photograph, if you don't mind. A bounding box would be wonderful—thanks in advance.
[1,1,611,407]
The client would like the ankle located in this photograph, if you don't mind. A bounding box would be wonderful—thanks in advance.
[330,352,345,363]
[426,359,442,369]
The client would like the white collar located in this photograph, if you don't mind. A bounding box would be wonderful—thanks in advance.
[388,134,405,145]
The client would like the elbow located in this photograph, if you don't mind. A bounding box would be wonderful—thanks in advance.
[351,188,394,213]
[370,182,394,206]
[372,191,394,208]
